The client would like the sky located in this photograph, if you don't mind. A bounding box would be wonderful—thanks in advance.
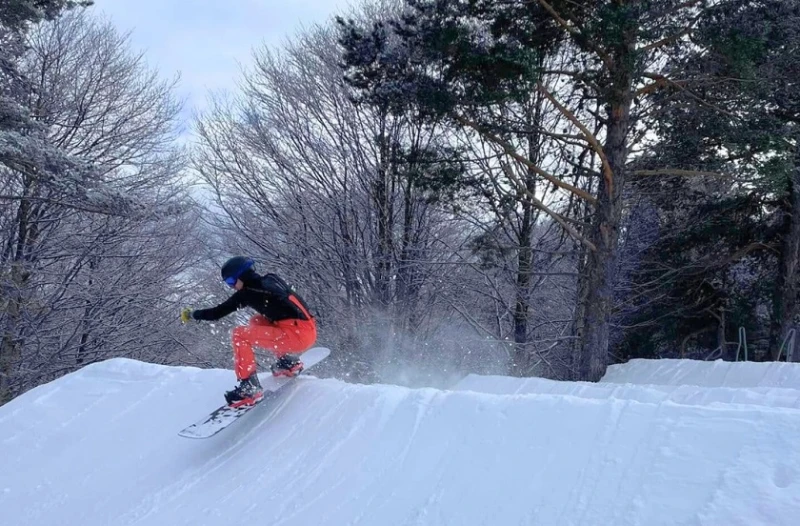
[90,0,351,128]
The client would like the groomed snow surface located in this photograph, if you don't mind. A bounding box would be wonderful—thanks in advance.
[2,352,800,526]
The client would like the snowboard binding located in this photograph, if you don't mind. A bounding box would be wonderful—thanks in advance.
[271,354,304,377]
[225,374,264,408]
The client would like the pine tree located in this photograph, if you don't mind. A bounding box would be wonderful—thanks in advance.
[618,0,800,361]
[339,0,738,380]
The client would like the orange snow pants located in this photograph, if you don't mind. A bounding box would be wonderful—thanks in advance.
[231,314,317,380]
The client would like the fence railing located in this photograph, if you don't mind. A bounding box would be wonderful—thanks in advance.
[775,328,796,362]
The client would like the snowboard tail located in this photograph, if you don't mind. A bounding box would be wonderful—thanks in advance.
[178,347,330,439]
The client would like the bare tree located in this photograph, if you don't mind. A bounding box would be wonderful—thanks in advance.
[0,10,196,402]
[192,16,509,383]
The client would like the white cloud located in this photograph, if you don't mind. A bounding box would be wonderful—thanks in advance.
[91,0,349,120]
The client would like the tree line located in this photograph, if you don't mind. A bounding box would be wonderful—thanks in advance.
[2,0,798,403]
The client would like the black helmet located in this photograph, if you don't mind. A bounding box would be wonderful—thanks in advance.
[221,256,254,286]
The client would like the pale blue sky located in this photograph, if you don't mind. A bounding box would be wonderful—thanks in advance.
[91,0,350,126]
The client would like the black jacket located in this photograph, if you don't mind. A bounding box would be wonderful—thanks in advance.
[192,272,312,322]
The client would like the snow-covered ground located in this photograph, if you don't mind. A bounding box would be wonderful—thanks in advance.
[2,353,800,525]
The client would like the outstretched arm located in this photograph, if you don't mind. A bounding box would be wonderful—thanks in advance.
[191,292,244,321]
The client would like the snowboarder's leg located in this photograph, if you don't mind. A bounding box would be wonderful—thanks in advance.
[235,314,316,377]
[225,316,270,407]
[267,318,317,376]
[231,316,264,379]
[270,318,317,357]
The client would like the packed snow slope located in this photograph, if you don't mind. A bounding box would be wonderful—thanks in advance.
[2,354,800,526]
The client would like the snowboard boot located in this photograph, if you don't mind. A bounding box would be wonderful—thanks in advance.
[225,374,264,408]
[271,354,303,378]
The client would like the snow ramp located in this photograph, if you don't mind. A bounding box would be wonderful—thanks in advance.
[601,357,800,388]
[2,356,800,526]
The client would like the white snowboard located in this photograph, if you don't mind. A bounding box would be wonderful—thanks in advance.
[178,347,330,439]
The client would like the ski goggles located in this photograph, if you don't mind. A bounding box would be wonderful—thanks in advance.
[224,259,254,287]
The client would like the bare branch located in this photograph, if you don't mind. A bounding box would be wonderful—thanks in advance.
[452,113,597,205]
[535,82,614,196]
[631,169,727,178]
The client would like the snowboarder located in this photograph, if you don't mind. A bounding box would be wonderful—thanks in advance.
[180,256,317,407]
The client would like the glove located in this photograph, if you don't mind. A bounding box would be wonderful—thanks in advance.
[180,307,194,324]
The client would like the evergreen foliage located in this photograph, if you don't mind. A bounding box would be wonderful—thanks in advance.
[618,0,800,361]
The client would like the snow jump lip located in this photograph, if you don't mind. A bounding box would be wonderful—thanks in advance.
[454,372,800,410]
[2,357,800,526]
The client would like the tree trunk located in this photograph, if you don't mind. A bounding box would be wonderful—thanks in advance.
[770,145,800,361]
[512,93,544,375]
[373,112,394,309]
[396,177,422,332]
[513,208,533,373]
[0,261,25,403]
[579,200,623,380]
[0,182,34,403]
[577,57,633,382]
[76,258,98,366]
[572,245,589,380]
